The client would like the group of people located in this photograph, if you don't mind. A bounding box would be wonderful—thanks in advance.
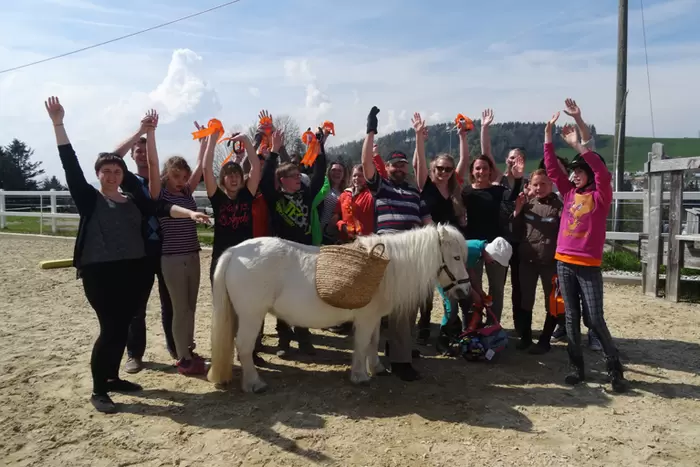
[44,94,628,414]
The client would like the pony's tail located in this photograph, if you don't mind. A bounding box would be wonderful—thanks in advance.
[207,249,237,385]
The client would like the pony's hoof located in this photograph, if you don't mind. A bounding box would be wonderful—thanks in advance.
[350,373,371,385]
[242,380,268,394]
[214,381,233,390]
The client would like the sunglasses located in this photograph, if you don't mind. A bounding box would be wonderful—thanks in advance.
[435,166,454,173]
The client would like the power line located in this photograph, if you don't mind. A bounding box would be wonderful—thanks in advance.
[639,0,656,138]
[0,0,242,75]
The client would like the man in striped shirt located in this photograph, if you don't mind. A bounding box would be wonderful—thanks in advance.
[361,106,432,382]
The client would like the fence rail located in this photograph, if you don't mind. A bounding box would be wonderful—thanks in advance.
[2,189,700,235]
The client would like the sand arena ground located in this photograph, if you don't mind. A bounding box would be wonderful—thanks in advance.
[0,235,699,466]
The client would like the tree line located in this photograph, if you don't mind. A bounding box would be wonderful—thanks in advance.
[326,119,599,166]
[0,139,66,191]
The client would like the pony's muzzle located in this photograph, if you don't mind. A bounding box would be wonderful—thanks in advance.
[450,281,472,300]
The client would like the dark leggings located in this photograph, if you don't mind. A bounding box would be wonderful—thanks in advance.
[127,255,175,358]
[82,259,152,394]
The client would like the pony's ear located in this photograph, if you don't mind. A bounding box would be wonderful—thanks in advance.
[436,223,447,242]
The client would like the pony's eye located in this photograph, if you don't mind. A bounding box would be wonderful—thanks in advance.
[454,256,461,261]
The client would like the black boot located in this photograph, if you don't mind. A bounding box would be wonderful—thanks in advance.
[516,309,533,350]
[436,327,452,356]
[276,319,294,359]
[416,327,431,346]
[391,362,421,381]
[564,355,585,385]
[606,357,629,393]
[384,342,420,359]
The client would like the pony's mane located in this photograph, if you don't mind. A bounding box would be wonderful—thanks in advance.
[358,225,443,314]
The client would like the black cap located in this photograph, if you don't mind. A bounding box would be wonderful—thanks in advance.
[570,152,606,170]
[538,155,570,171]
[385,151,408,164]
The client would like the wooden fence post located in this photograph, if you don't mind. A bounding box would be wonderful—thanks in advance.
[644,143,664,297]
[50,189,57,234]
[666,171,684,302]
[0,189,5,229]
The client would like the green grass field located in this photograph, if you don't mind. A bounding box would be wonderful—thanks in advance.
[545,134,700,173]
[0,216,214,245]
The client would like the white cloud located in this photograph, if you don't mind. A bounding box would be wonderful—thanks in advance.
[248,87,260,98]
[427,112,442,124]
[148,49,221,124]
[284,58,332,123]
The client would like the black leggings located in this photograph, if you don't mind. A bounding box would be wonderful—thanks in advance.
[82,258,152,394]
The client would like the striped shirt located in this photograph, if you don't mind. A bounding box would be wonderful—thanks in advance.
[367,173,431,234]
[159,186,201,255]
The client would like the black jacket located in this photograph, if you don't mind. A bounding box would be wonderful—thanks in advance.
[58,144,173,277]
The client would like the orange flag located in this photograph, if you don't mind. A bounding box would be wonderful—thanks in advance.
[299,130,320,167]
[454,113,474,132]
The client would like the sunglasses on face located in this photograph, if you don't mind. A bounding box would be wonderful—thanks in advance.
[283,173,301,179]
[435,166,454,173]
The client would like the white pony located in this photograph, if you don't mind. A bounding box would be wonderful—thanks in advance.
[208,223,470,393]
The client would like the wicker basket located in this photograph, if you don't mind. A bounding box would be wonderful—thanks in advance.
[315,243,390,309]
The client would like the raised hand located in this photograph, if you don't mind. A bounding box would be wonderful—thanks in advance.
[44,96,65,125]
[547,112,560,128]
[511,154,525,179]
[367,106,380,134]
[411,112,426,136]
[561,124,580,148]
[258,109,272,122]
[271,129,283,153]
[563,98,581,118]
[481,108,494,127]
[514,191,527,215]
[140,109,158,133]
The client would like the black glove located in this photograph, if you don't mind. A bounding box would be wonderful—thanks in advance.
[366,106,380,134]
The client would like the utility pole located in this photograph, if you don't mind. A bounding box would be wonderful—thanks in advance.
[613,0,628,232]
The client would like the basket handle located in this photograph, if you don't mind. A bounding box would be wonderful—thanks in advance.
[369,243,385,257]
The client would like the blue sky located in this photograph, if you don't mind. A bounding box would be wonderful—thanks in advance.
[1,0,699,181]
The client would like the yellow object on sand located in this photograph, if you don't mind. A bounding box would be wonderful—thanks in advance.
[39,259,73,269]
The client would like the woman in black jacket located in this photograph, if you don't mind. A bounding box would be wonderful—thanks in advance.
[45,97,210,414]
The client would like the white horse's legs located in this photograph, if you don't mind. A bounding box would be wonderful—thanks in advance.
[236,311,268,393]
[367,322,387,376]
[350,317,375,384]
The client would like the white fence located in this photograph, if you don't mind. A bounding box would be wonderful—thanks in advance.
[2,188,700,239]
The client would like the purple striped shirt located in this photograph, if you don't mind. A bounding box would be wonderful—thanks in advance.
[159,187,200,255]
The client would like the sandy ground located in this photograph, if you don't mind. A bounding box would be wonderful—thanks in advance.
[0,234,699,467]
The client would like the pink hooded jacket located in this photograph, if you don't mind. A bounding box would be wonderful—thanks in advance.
[543,142,612,266]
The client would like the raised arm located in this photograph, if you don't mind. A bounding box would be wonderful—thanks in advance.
[361,106,380,184]
[187,122,206,193]
[309,129,328,197]
[145,124,161,199]
[113,110,156,158]
[456,124,469,182]
[544,112,574,195]
[243,134,261,195]
[564,98,595,150]
[480,108,502,182]
[202,129,220,198]
[504,156,525,202]
[412,113,429,190]
[44,97,96,214]
[562,125,612,205]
